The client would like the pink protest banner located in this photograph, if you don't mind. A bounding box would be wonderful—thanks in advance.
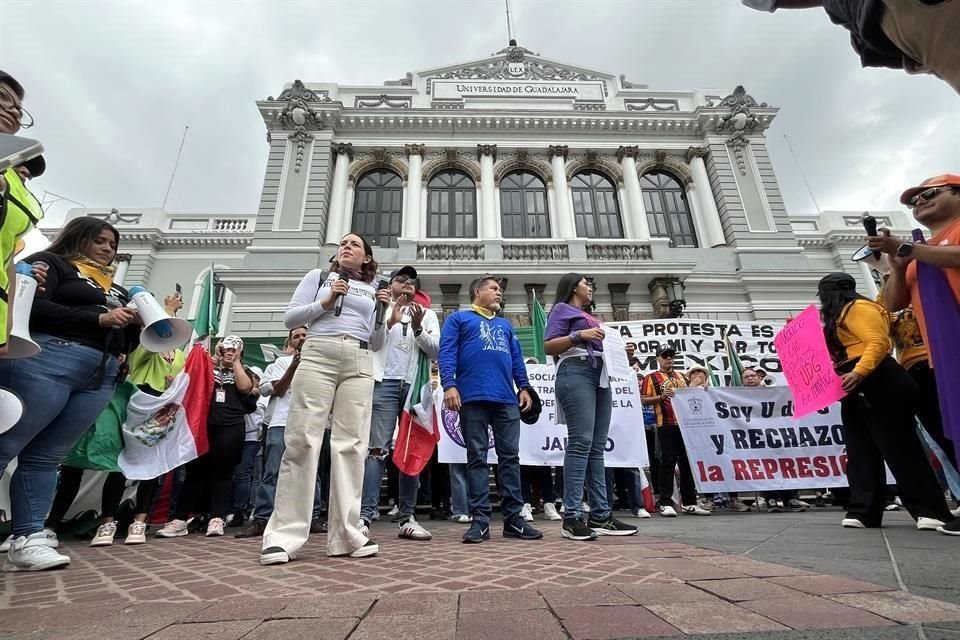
[773,304,845,419]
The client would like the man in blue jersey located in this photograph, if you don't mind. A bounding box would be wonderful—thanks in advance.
[439,275,542,543]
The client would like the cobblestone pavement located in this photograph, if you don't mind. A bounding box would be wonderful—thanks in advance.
[3,513,960,639]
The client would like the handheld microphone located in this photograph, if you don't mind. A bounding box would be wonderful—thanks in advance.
[375,279,389,329]
[333,273,350,317]
[862,214,881,260]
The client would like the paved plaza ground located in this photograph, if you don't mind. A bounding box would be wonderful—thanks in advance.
[2,509,959,639]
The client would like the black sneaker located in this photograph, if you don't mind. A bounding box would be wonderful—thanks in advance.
[561,518,598,541]
[503,517,544,540]
[235,518,267,539]
[310,518,327,534]
[938,518,960,536]
[462,521,490,544]
[260,546,291,566]
[587,515,639,536]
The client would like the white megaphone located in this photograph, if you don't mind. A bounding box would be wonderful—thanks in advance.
[128,286,193,352]
[0,387,24,435]
[851,244,893,277]
[2,262,41,359]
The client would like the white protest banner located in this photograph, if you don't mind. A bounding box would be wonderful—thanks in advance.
[437,364,648,467]
[606,319,785,385]
[672,386,863,492]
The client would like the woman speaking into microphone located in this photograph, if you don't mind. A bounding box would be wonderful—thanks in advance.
[0,216,139,571]
[261,233,388,565]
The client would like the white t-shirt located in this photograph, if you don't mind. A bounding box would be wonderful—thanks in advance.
[260,354,294,428]
[244,395,267,442]
[383,306,416,379]
[283,269,386,350]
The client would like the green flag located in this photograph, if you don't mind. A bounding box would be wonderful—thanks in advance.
[531,292,547,364]
[724,334,744,386]
[706,359,722,387]
[189,264,219,343]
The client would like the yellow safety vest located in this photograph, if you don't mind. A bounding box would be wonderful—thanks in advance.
[1,167,44,299]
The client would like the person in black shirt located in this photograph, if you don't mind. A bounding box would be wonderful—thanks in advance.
[157,335,257,538]
[0,216,139,572]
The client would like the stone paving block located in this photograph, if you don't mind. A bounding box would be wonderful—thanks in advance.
[368,591,458,617]
[690,577,807,601]
[458,588,548,612]
[553,605,681,638]
[457,610,567,640]
[693,554,814,577]
[640,558,750,581]
[275,593,379,618]
[768,574,896,595]
[240,618,357,640]
[616,582,723,606]
[539,584,636,608]
[741,594,899,630]
[827,591,960,624]
[144,620,260,640]
[182,597,287,622]
[352,613,455,640]
[645,601,790,634]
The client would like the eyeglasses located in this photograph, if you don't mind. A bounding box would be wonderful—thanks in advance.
[392,275,413,284]
[908,186,949,207]
[0,86,34,129]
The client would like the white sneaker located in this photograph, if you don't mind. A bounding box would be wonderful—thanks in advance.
[0,535,12,553]
[358,519,370,538]
[885,503,901,511]
[125,521,148,545]
[658,504,678,518]
[2,532,71,572]
[917,517,946,531]
[387,505,399,517]
[842,518,866,528]
[2,529,58,552]
[631,508,652,519]
[398,516,432,540]
[520,503,534,522]
[950,506,960,518]
[756,497,767,509]
[582,502,591,513]
[788,499,808,512]
[543,503,562,521]
[205,518,225,537]
[452,514,473,524]
[90,521,117,547]
[681,504,712,516]
[155,519,189,538]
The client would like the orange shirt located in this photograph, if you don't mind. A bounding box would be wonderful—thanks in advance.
[905,217,960,364]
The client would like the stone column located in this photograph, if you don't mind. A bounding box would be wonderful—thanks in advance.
[686,146,726,247]
[439,283,462,323]
[617,145,651,241]
[324,143,353,245]
[477,144,497,239]
[549,145,575,239]
[608,283,630,321]
[404,144,425,240]
[113,254,132,286]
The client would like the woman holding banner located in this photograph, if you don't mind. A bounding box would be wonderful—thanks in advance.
[818,273,952,530]
[545,273,638,541]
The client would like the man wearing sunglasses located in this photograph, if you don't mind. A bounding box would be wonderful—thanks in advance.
[871,174,960,537]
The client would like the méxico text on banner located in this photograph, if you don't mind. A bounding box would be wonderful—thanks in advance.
[436,364,649,467]
[672,386,857,492]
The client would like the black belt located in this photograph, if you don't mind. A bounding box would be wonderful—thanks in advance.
[359,340,369,351]
[0,288,6,303]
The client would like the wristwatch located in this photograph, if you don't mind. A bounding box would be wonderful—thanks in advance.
[413,327,423,337]
[896,242,915,258]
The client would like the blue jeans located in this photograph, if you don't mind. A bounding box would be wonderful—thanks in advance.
[232,441,261,514]
[460,401,523,525]
[449,463,469,516]
[556,357,612,521]
[360,380,419,521]
[0,334,119,537]
[253,426,323,521]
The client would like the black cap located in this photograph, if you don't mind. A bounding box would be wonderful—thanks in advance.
[390,266,418,281]
[817,272,857,294]
[658,347,677,358]
[519,386,543,425]
[21,154,45,178]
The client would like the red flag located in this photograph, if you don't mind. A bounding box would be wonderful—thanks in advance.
[393,352,438,476]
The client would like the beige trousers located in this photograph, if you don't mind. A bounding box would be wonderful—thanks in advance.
[262,335,375,557]
[881,0,960,94]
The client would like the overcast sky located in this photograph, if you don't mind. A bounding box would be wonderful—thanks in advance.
[3,0,957,226]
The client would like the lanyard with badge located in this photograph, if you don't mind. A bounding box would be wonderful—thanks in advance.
[215,368,229,403]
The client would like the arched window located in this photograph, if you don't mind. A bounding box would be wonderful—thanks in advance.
[640,171,698,248]
[570,171,623,239]
[427,169,476,238]
[500,171,550,239]
[352,169,403,248]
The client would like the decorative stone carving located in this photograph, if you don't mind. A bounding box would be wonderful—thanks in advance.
[268,80,331,105]
[493,151,553,185]
[616,145,640,161]
[355,95,412,109]
[439,283,462,321]
[289,128,313,173]
[101,209,142,225]
[502,243,569,261]
[608,283,631,322]
[635,150,694,186]
[476,144,497,161]
[524,283,547,321]
[268,80,329,174]
[547,145,568,160]
[625,98,678,112]
[114,253,132,263]
[349,148,408,182]
[421,149,482,183]
[212,219,250,233]
[404,144,426,157]
[684,146,708,163]
[585,243,652,261]
[619,74,635,89]
[715,86,765,176]
[572,103,606,111]
[333,143,354,161]
[565,150,624,185]
[417,243,484,261]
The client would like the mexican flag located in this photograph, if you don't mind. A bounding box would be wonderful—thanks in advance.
[393,351,438,477]
[189,264,219,346]
[117,344,213,480]
[724,334,745,386]
[530,292,547,364]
